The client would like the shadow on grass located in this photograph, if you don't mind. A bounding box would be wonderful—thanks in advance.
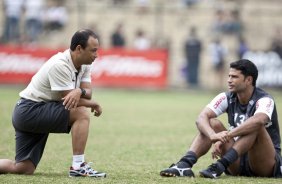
[33,172,66,178]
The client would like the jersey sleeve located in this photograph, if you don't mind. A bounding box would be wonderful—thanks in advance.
[206,92,228,116]
[254,97,274,120]
[48,63,73,91]
[81,65,91,83]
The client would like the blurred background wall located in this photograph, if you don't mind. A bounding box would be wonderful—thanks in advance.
[0,0,281,90]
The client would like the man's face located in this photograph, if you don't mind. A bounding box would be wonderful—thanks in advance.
[79,36,99,65]
[227,68,251,93]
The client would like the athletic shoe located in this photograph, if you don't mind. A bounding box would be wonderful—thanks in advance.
[199,163,224,178]
[69,162,106,178]
[160,163,195,177]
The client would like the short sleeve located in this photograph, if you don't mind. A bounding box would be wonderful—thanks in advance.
[206,92,228,116]
[48,63,74,91]
[81,65,91,83]
[254,97,274,120]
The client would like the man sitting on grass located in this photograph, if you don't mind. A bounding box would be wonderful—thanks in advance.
[160,59,282,178]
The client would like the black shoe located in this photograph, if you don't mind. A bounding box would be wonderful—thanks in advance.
[160,163,194,177]
[199,163,224,179]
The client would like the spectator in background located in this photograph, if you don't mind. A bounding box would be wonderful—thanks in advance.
[89,23,102,46]
[23,0,45,44]
[136,0,149,14]
[1,0,24,44]
[270,27,282,59]
[211,9,226,36]
[133,29,151,50]
[181,0,199,8]
[111,23,126,48]
[43,0,68,33]
[184,27,202,87]
[237,35,249,59]
[224,9,242,36]
[209,38,227,90]
[112,0,128,6]
[211,9,243,36]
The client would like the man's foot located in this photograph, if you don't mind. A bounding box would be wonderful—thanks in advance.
[69,162,106,178]
[160,163,194,177]
[199,163,224,179]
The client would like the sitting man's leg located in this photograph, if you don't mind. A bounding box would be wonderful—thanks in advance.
[242,127,276,176]
[160,119,234,177]
[200,126,277,178]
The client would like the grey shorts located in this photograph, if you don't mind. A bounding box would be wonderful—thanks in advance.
[12,98,70,167]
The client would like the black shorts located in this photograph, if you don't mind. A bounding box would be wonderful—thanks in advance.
[239,152,282,177]
[12,98,70,167]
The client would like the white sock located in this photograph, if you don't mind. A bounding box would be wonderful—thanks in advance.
[72,154,85,170]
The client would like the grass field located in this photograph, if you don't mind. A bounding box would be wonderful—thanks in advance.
[0,87,282,184]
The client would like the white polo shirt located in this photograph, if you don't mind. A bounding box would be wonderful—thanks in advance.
[20,49,91,102]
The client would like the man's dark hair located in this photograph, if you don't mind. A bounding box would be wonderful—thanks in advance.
[70,29,99,51]
[230,59,258,86]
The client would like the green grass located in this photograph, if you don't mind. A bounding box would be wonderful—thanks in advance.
[0,87,282,184]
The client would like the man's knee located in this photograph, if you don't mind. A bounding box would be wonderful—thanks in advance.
[15,160,36,175]
[19,168,35,175]
[210,119,227,132]
[70,106,90,124]
[77,107,90,120]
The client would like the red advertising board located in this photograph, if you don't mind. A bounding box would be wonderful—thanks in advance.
[0,45,168,89]
[92,48,168,88]
[0,45,58,84]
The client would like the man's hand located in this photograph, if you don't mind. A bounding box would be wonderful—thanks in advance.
[62,88,81,110]
[90,103,102,117]
[210,131,230,143]
[212,141,223,159]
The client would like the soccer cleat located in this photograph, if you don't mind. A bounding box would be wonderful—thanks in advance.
[199,163,224,179]
[160,163,195,177]
[69,162,106,178]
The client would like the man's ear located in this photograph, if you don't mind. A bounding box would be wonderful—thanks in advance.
[246,76,253,85]
[76,45,82,52]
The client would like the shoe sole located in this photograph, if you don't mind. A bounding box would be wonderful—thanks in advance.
[69,173,107,178]
[69,175,106,178]
[160,172,177,177]
[160,172,194,177]
[199,172,216,179]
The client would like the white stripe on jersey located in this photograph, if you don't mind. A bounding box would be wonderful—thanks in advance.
[206,92,228,116]
[254,97,274,120]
